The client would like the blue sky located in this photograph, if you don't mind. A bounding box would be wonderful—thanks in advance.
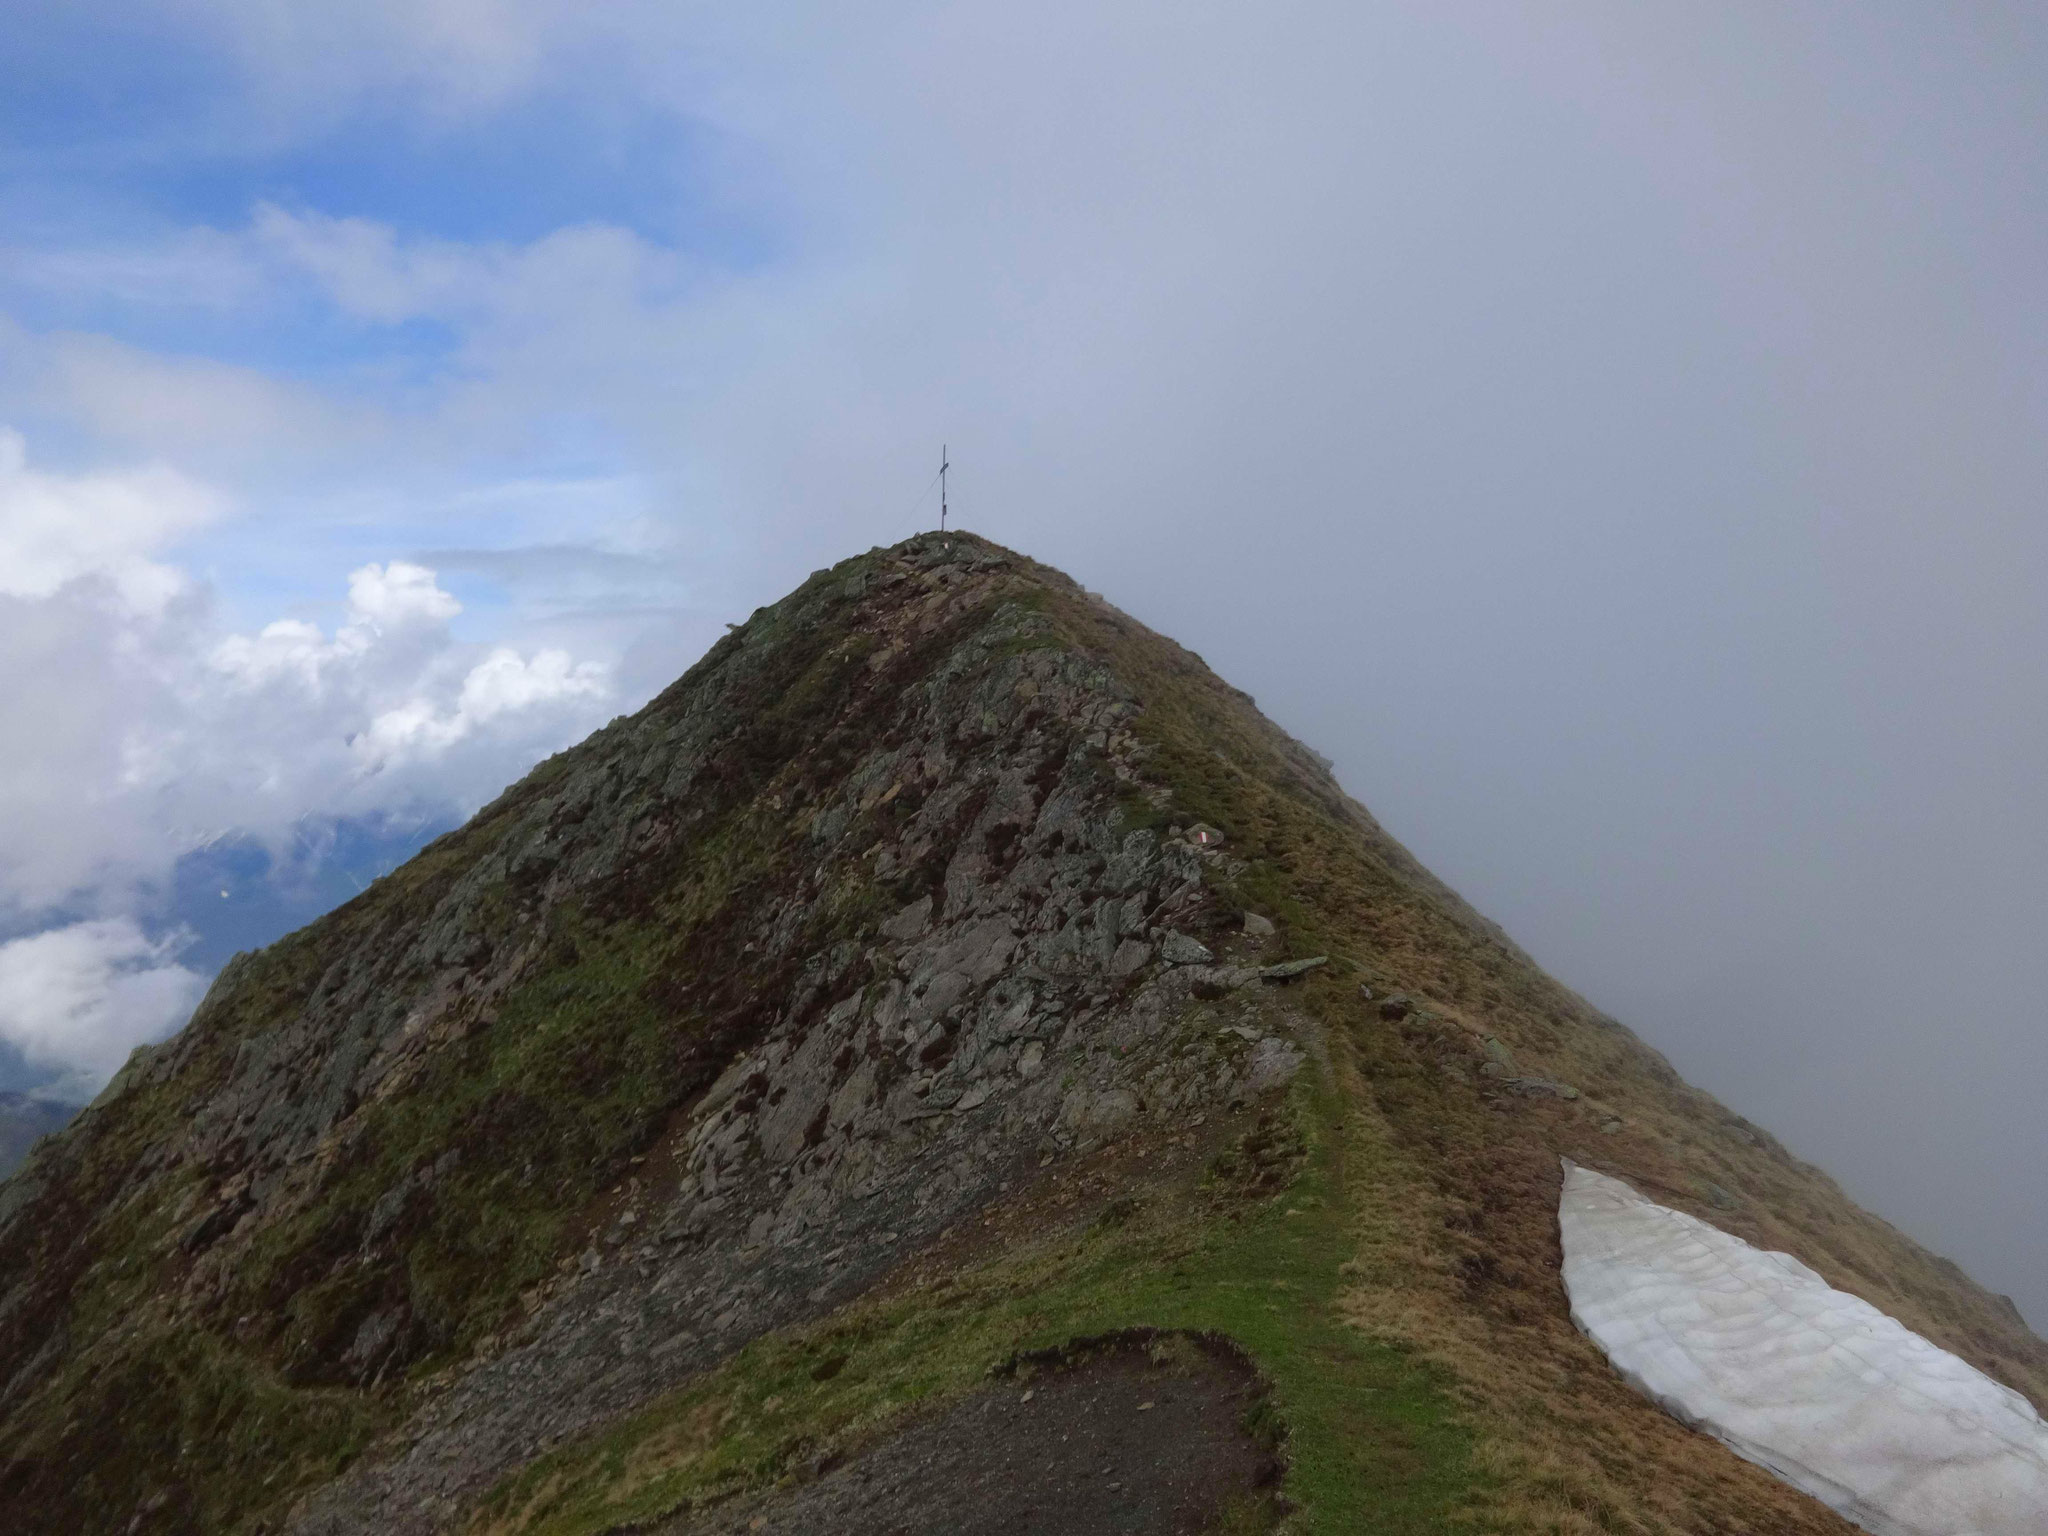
[4,1,2048,1327]
[0,3,756,249]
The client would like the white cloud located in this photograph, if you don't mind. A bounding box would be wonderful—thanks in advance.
[209,559,605,767]
[344,559,463,631]
[0,919,207,1090]
[0,428,224,614]
[250,204,500,324]
[0,225,269,312]
[23,330,383,485]
[0,428,618,1088]
[190,556,615,796]
[358,645,604,763]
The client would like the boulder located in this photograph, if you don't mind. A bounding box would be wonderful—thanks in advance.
[1259,956,1328,983]
[1159,932,1214,965]
[881,895,934,942]
[1061,1086,1139,1136]
[1507,1076,1578,1101]
[1243,1037,1304,1095]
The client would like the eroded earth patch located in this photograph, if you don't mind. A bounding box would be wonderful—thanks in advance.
[668,1330,1284,1536]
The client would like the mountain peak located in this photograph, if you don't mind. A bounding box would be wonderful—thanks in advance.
[1,534,2040,1535]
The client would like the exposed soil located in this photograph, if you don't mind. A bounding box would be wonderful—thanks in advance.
[666,1331,1284,1536]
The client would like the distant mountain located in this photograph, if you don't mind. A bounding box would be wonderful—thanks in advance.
[0,533,2040,1535]
[0,1094,76,1179]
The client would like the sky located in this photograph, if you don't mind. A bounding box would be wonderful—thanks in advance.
[1,2,2044,1325]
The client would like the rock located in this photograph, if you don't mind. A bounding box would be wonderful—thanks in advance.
[1479,1036,1518,1077]
[1258,956,1327,983]
[1241,913,1276,939]
[880,895,934,942]
[1357,983,1374,1001]
[1243,1037,1304,1095]
[954,1084,991,1113]
[1377,994,1413,1020]
[1109,939,1153,978]
[1507,1077,1579,1101]
[1185,823,1226,849]
[1187,965,1259,1000]
[1704,1181,1738,1210]
[1016,1041,1046,1079]
[1062,1087,1139,1136]
[1600,1118,1624,1135]
[342,1309,401,1377]
[1159,932,1213,965]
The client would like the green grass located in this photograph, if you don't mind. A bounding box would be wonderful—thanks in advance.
[222,910,686,1379]
[465,1071,1478,1536]
[9,1324,391,1536]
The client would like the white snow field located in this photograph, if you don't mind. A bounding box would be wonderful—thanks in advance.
[1558,1160,2048,1535]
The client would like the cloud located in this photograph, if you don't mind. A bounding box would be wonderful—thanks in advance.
[345,559,463,630]
[182,555,615,807]
[0,428,224,614]
[249,203,506,324]
[0,227,270,314]
[356,643,606,765]
[0,919,207,1091]
[209,559,605,769]
[0,427,618,1088]
[180,0,564,114]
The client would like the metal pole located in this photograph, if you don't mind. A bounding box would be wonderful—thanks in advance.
[940,445,949,531]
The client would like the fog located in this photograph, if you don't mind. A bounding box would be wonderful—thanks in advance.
[667,4,2048,1327]
[3,3,2044,1322]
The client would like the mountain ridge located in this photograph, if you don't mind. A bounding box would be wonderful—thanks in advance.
[0,530,2038,1535]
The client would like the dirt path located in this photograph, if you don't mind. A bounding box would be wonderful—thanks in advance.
[667,1331,1283,1536]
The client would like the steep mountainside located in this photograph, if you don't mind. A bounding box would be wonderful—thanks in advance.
[1,532,2040,1535]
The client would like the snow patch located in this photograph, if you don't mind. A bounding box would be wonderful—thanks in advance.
[1559,1160,2048,1536]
